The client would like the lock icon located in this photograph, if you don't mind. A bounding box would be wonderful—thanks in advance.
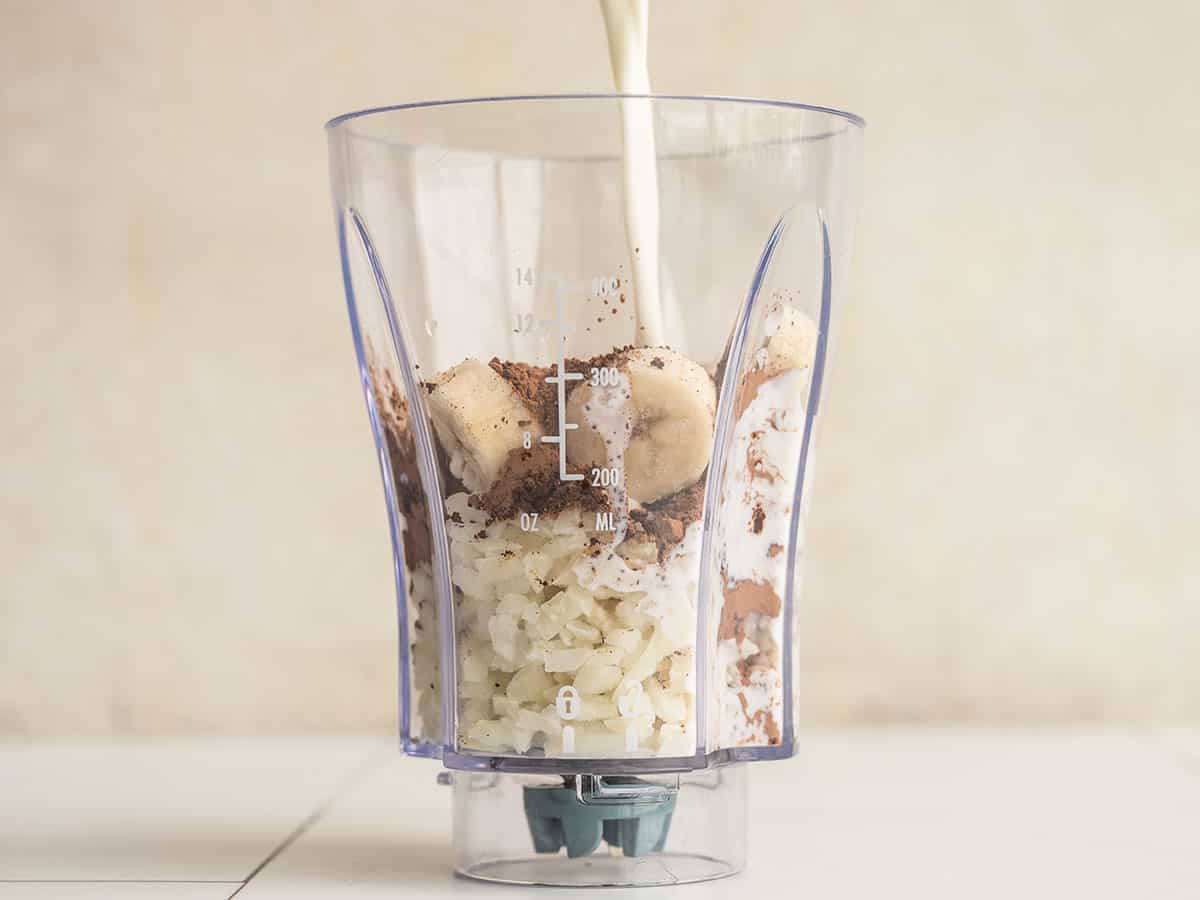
[555,685,580,721]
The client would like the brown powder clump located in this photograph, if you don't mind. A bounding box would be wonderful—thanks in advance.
[757,710,782,744]
[718,579,782,641]
[734,367,777,418]
[368,357,434,568]
[747,435,781,483]
[737,691,782,745]
[470,444,608,522]
[629,475,706,560]
[573,345,640,373]
[487,359,559,434]
[627,513,684,556]
[486,349,637,435]
[647,474,706,523]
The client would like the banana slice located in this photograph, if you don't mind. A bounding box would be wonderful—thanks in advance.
[566,348,716,503]
[736,305,818,415]
[762,303,818,374]
[427,359,539,493]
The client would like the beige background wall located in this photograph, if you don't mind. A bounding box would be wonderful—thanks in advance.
[2,1,1197,734]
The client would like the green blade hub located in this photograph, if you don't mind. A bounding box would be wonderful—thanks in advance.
[522,776,678,859]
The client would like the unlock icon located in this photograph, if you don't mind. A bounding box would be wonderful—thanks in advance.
[617,682,643,752]
[617,681,643,718]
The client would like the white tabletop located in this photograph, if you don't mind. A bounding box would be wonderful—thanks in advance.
[1,729,1197,898]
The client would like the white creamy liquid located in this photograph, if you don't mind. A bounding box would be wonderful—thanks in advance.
[600,0,665,346]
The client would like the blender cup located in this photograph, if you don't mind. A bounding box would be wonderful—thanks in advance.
[327,95,862,886]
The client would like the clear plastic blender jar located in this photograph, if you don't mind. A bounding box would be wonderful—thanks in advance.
[326,94,863,887]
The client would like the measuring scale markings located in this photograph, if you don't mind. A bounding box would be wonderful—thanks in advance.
[539,276,585,483]
[535,274,641,752]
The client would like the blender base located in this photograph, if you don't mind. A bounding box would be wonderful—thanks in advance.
[449,763,747,887]
[460,851,740,887]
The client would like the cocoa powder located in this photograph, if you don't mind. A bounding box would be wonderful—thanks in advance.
[736,690,782,745]
[486,349,639,435]
[487,359,559,435]
[368,356,434,568]
[470,444,609,522]
[747,435,780,483]
[718,579,782,641]
[629,475,706,560]
[734,366,776,418]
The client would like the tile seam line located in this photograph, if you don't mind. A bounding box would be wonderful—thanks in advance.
[228,739,393,897]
